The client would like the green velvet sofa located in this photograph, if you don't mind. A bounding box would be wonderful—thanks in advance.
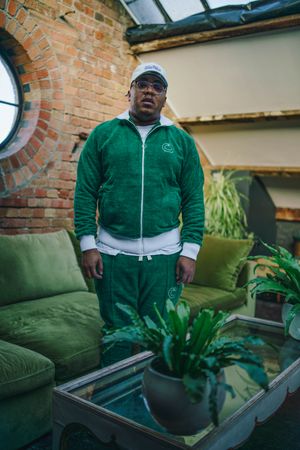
[0,230,254,450]
[0,230,102,450]
[180,234,255,319]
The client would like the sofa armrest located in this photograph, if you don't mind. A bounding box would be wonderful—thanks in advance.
[237,261,251,287]
[234,261,256,316]
[237,260,257,289]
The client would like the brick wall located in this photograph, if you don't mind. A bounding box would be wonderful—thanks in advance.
[0,0,139,234]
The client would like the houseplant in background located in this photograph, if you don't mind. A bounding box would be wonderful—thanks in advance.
[103,300,268,435]
[177,171,255,319]
[204,170,252,239]
[247,242,300,340]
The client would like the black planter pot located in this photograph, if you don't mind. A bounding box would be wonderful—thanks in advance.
[282,303,300,340]
[142,357,226,436]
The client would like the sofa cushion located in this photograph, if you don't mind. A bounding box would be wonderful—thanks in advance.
[0,292,103,382]
[180,285,247,319]
[0,230,88,306]
[193,235,253,291]
[0,340,54,400]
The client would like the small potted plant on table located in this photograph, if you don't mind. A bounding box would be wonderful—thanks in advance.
[247,241,300,340]
[103,300,268,435]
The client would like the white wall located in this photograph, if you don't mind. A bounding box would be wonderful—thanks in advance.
[139,28,300,169]
[189,120,300,167]
[140,28,300,118]
[261,176,300,209]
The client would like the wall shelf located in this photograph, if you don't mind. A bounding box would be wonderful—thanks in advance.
[204,165,300,176]
[178,110,300,126]
[276,208,300,222]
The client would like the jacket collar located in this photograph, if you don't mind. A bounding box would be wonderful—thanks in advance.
[117,110,173,126]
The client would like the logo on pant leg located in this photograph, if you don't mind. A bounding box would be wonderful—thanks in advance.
[168,286,178,300]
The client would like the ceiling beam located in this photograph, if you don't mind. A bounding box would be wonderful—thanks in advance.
[130,14,300,53]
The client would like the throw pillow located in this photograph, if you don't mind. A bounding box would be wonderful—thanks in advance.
[0,230,88,306]
[193,234,253,292]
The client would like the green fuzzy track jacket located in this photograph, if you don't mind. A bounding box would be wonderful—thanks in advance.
[74,111,205,247]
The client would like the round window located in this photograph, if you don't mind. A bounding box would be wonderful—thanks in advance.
[0,52,23,149]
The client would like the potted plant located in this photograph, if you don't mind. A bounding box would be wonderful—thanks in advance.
[205,170,252,239]
[247,241,300,340]
[102,300,268,435]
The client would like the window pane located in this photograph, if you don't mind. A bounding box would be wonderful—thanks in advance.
[207,0,250,8]
[0,56,19,105]
[0,103,18,145]
[160,0,204,21]
[124,0,166,24]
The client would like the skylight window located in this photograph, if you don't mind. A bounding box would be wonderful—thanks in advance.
[0,54,22,149]
[119,0,252,24]
[159,0,205,21]
[120,0,166,24]
[207,0,250,8]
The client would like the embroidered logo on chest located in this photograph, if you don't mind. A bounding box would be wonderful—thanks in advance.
[162,143,174,153]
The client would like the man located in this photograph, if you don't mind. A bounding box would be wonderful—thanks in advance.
[74,62,204,366]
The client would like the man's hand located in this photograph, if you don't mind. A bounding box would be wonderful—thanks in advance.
[81,249,103,279]
[176,256,196,285]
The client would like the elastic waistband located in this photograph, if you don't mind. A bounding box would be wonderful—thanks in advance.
[97,227,180,255]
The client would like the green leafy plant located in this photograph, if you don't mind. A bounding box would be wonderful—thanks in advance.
[103,300,268,426]
[205,171,251,239]
[247,241,300,334]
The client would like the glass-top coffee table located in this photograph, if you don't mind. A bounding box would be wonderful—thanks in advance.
[52,316,300,450]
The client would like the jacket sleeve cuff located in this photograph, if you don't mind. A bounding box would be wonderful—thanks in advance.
[180,242,200,260]
[79,235,97,252]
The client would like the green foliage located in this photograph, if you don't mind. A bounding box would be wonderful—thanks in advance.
[103,300,268,426]
[205,171,251,239]
[247,241,300,335]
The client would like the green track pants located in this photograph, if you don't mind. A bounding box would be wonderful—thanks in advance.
[94,252,182,366]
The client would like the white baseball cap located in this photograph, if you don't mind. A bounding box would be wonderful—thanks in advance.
[130,62,168,87]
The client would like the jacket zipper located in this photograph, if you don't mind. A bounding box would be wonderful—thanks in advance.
[126,120,163,257]
[140,125,163,255]
[140,139,145,255]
